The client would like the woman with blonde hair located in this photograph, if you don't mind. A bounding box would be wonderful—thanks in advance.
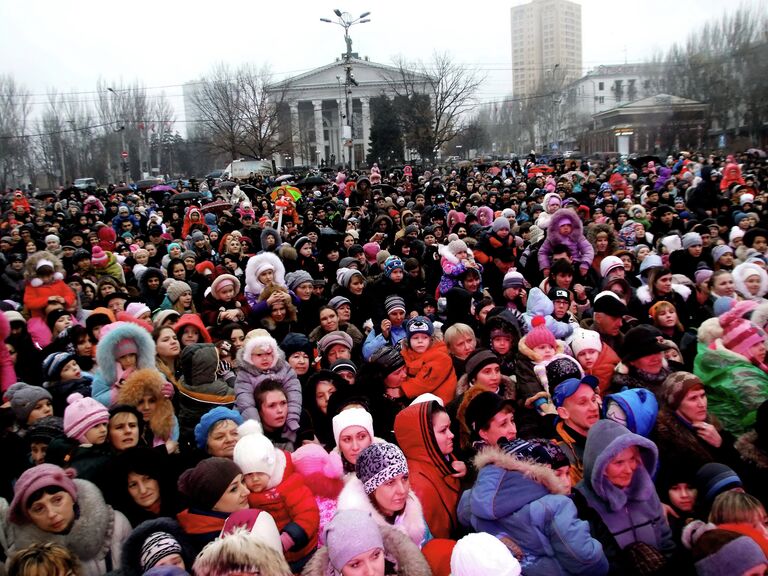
[709,491,768,556]
[8,542,81,576]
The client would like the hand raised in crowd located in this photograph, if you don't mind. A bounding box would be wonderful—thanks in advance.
[381,318,392,339]
[692,421,722,448]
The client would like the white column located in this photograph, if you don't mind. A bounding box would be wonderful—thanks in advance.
[289,101,302,166]
[312,100,324,167]
[337,98,347,167]
[361,97,371,163]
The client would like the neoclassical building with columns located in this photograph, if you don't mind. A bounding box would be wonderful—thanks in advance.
[271,56,429,169]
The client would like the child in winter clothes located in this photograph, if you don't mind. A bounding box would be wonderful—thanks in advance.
[233,421,319,571]
[244,252,286,308]
[200,273,248,327]
[437,239,482,296]
[538,208,595,278]
[235,329,302,443]
[501,270,527,323]
[91,321,157,407]
[5,382,54,429]
[521,287,574,340]
[42,351,93,415]
[177,343,236,431]
[23,251,77,348]
[291,443,344,545]
[91,246,125,284]
[399,316,458,405]
[117,368,179,453]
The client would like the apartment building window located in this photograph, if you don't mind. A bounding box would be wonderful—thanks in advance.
[598,96,605,104]
[598,82,604,90]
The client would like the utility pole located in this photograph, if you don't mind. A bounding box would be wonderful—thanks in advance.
[108,88,128,182]
[321,10,371,170]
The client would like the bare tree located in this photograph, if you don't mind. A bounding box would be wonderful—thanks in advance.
[0,75,32,190]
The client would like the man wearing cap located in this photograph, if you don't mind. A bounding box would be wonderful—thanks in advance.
[581,291,628,354]
[549,286,577,326]
[610,325,673,398]
[362,295,408,361]
[551,375,601,484]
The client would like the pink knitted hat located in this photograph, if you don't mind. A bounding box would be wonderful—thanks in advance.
[525,316,557,350]
[8,464,78,523]
[292,443,343,479]
[91,246,108,266]
[721,311,766,359]
[63,393,109,443]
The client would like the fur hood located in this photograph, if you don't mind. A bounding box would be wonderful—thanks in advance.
[473,444,568,495]
[455,372,516,401]
[735,430,768,470]
[258,284,297,322]
[259,227,283,252]
[635,282,691,305]
[437,242,460,264]
[518,336,565,363]
[336,476,427,547]
[24,250,65,285]
[8,479,120,562]
[237,329,283,369]
[732,262,768,300]
[302,521,432,576]
[121,518,195,576]
[245,252,286,297]
[95,321,156,385]
[117,368,174,440]
[546,208,584,241]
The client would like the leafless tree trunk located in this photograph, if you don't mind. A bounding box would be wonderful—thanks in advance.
[0,75,32,190]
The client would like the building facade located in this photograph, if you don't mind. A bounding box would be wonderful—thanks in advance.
[511,0,582,98]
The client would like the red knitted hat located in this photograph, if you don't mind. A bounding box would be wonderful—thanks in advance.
[525,316,557,350]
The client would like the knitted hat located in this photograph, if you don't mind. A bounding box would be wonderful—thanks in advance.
[335,267,362,289]
[569,329,603,356]
[194,407,244,451]
[285,270,313,291]
[166,281,192,304]
[210,274,241,298]
[593,290,629,317]
[711,245,733,263]
[620,325,670,363]
[499,437,569,469]
[8,464,78,524]
[115,337,139,358]
[384,295,406,314]
[177,457,242,510]
[292,443,344,480]
[91,246,108,266]
[125,302,151,319]
[693,530,767,576]
[696,463,743,507]
[525,316,557,350]
[324,510,384,572]
[405,316,433,340]
[382,255,404,278]
[45,309,70,331]
[317,331,353,355]
[599,256,624,278]
[369,346,405,375]
[63,393,109,443]
[695,266,714,285]
[492,217,510,232]
[682,232,703,250]
[330,358,357,375]
[545,356,583,388]
[328,296,351,310]
[451,532,521,576]
[5,382,52,423]
[332,407,374,447]
[355,442,409,494]
[465,349,500,383]
[27,415,64,444]
[502,270,525,290]
[720,311,765,359]
[233,420,277,477]
[662,371,704,411]
[152,309,180,329]
[42,352,77,381]
[552,375,600,408]
[363,242,380,264]
[280,332,313,358]
[220,509,283,553]
[141,532,183,571]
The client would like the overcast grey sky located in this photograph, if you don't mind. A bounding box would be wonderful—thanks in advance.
[0,0,762,121]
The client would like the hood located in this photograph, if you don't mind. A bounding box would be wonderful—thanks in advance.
[581,419,658,510]
[525,287,553,316]
[174,313,212,343]
[95,321,156,385]
[121,518,195,576]
[245,252,286,296]
[547,208,584,240]
[260,227,282,252]
[394,401,455,478]
[181,343,219,386]
[117,368,174,440]
[139,267,165,292]
[733,262,768,300]
[603,388,658,437]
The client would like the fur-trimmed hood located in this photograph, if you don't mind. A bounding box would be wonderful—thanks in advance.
[237,329,282,369]
[732,261,768,300]
[336,476,427,547]
[245,252,286,297]
[546,208,584,242]
[117,368,175,440]
[259,227,283,253]
[301,521,432,576]
[473,444,568,496]
[258,284,297,322]
[24,250,65,285]
[518,336,565,363]
[455,372,516,401]
[95,321,156,385]
[635,282,691,305]
[735,430,768,470]
[121,518,195,576]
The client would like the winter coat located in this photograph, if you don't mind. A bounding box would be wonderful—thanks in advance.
[553,421,588,485]
[521,287,574,340]
[538,209,595,270]
[362,323,407,361]
[199,292,248,328]
[138,267,166,311]
[117,369,179,446]
[734,430,768,506]
[365,275,418,327]
[400,341,457,405]
[174,313,212,345]
[587,343,620,396]
[4,479,132,576]
[92,251,126,284]
[574,420,674,573]
[459,445,608,576]
[301,521,432,576]
[244,252,286,306]
[91,322,156,407]
[177,343,235,431]
[246,449,319,564]
[603,388,658,438]
[609,361,672,400]
[45,374,93,416]
[336,475,431,548]
[119,518,195,576]
[234,340,301,437]
[176,508,230,556]
[0,313,16,392]
[630,283,692,329]
[694,339,768,435]
[394,401,461,539]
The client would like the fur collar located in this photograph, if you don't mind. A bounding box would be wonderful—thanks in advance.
[518,337,565,362]
[635,283,691,305]
[455,373,515,401]
[94,322,156,386]
[655,409,720,465]
[473,445,567,495]
[9,479,116,561]
[735,430,768,470]
[302,522,432,576]
[438,242,460,264]
[336,476,426,547]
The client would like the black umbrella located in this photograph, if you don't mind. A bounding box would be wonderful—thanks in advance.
[628,155,662,168]
[34,190,57,199]
[372,184,397,195]
[297,175,328,187]
[112,185,133,193]
[169,191,203,203]
[218,181,237,190]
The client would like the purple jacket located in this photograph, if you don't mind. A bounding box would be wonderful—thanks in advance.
[538,209,594,269]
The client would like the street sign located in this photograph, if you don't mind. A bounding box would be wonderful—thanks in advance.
[121,151,129,158]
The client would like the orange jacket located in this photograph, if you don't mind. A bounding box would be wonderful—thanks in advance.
[23,280,76,316]
[590,342,621,396]
[400,340,458,405]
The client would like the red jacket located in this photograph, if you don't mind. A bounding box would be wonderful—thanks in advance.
[247,450,319,563]
[23,280,76,316]
[394,401,461,539]
[400,340,458,405]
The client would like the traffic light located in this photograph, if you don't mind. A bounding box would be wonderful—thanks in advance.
[121,160,129,173]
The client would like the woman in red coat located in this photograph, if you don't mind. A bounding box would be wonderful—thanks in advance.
[394,400,464,539]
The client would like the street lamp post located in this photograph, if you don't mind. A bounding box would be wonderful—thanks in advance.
[107,87,128,181]
[320,10,371,170]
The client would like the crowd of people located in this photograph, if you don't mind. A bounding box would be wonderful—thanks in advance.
[0,149,767,576]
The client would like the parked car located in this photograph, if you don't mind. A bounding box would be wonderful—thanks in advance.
[74,177,97,191]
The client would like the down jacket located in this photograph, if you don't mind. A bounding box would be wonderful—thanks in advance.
[400,340,457,405]
[538,209,595,270]
[458,445,608,576]
[177,343,235,430]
